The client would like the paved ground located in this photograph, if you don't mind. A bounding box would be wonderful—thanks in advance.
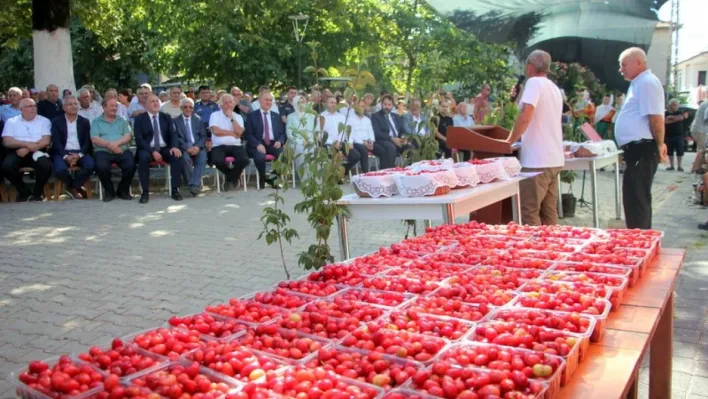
[0,154,706,398]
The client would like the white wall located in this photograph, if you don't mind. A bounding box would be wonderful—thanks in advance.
[678,55,708,91]
[647,25,671,86]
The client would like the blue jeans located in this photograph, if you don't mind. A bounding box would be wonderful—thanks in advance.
[182,150,207,187]
[52,152,95,189]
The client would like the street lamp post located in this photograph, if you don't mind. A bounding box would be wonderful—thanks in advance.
[289,13,309,89]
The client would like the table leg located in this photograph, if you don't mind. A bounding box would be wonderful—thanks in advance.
[336,214,350,261]
[557,172,564,219]
[511,187,522,224]
[590,161,599,228]
[615,158,622,220]
[424,220,432,229]
[441,204,455,224]
[649,292,673,399]
[626,368,639,399]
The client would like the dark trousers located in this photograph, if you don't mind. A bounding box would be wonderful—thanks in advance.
[94,151,136,197]
[248,144,282,185]
[373,140,410,169]
[352,143,370,172]
[328,144,361,175]
[622,140,659,229]
[212,145,249,184]
[52,152,95,190]
[137,148,183,193]
[1,152,53,196]
[438,139,452,159]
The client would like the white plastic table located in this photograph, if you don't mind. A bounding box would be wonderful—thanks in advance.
[335,173,536,260]
[558,151,623,227]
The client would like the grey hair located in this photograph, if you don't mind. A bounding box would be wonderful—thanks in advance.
[619,47,647,64]
[218,94,234,105]
[8,87,22,95]
[669,98,680,106]
[78,87,91,97]
[64,95,78,103]
[526,50,552,74]
[180,97,195,108]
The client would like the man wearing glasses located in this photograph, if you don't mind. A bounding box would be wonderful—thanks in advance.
[1,98,53,202]
[174,97,207,196]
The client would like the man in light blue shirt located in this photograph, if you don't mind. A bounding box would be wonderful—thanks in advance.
[614,47,666,229]
[0,87,22,122]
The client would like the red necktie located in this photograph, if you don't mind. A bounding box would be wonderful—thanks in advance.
[263,112,271,145]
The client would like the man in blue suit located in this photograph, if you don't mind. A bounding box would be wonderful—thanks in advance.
[50,96,94,199]
[174,97,207,196]
[371,94,408,169]
[245,91,286,189]
[134,94,183,203]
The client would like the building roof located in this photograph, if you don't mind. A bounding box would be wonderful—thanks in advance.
[679,45,708,65]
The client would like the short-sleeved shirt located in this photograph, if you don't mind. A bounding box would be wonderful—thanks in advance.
[1,115,51,142]
[78,102,104,123]
[90,115,132,152]
[518,76,564,168]
[665,110,685,138]
[0,105,21,122]
[160,102,182,118]
[209,110,243,147]
[614,69,665,146]
[195,101,219,128]
[321,111,346,144]
[127,101,146,123]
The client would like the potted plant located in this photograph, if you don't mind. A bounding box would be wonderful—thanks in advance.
[559,170,577,217]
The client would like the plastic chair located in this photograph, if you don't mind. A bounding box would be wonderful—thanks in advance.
[215,156,247,193]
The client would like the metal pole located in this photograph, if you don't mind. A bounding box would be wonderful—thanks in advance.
[441,204,455,224]
[336,214,350,261]
[590,161,599,228]
[297,42,302,89]
[615,157,622,220]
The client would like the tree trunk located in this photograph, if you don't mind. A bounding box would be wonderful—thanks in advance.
[32,0,76,93]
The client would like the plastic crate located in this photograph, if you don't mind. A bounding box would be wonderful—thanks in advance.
[11,355,105,399]
[239,288,313,310]
[123,361,241,398]
[541,271,629,311]
[550,261,635,287]
[122,327,207,362]
[205,300,289,327]
[332,287,416,309]
[400,295,496,323]
[360,276,441,296]
[437,342,565,396]
[233,326,330,365]
[339,325,448,367]
[379,311,477,342]
[182,342,289,383]
[276,311,364,343]
[300,297,389,323]
[77,342,168,381]
[565,253,645,279]
[168,312,250,341]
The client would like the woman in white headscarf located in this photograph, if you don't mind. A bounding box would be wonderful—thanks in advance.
[286,94,317,174]
[594,94,615,139]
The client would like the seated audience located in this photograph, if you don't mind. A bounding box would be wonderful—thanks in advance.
[346,99,375,172]
[134,95,183,203]
[174,98,207,196]
[210,94,249,190]
[50,96,94,199]
[435,100,455,158]
[251,85,281,114]
[246,91,286,189]
[371,94,408,169]
[91,98,136,202]
[37,84,64,120]
[321,96,360,178]
[160,86,184,118]
[1,87,22,122]
[1,99,52,202]
[402,98,428,137]
[77,88,104,123]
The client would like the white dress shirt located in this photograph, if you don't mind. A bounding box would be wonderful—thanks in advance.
[209,110,243,147]
[321,111,346,145]
[148,112,166,148]
[78,102,103,123]
[65,116,81,152]
[408,112,427,135]
[346,115,375,144]
[1,115,51,142]
[614,69,665,146]
[386,113,399,138]
[452,114,475,128]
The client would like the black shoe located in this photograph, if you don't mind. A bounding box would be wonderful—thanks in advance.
[16,191,31,203]
[29,194,43,202]
[699,222,708,231]
[171,191,183,201]
[139,193,149,204]
[103,193,115,202]
[117,191,133,200]
[666,166,675,171]
[258,180,267,190]
[678,167,684,172]
[266,177,281,189]
[188,186,200,197]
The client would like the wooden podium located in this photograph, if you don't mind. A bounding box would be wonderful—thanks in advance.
[446,125,519,224]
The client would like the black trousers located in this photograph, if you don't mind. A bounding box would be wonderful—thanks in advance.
[352,143,370,172]
[373,140,410,169]
[328,144,361,175]
[248,144,282,185]
[137,148,183,193]
[622,140,659,229]
[212,145,250,184]
[94,151,136,197]
[1,152,52,197]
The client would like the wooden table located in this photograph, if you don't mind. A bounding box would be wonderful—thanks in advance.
[335,174,536,260]
[557,151,623,227]
[558,248,684,399]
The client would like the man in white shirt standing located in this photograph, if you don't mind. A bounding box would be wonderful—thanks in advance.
[1,99,53,202]
[506,50,564,226]
[346,100,376,173]
[160,86,184,118]
[321,96,361,179]
[690,99,708,173]
[77,88,104,123]
[614,47,666,229]
[210,94,250,190]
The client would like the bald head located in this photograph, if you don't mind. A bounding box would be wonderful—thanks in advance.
[619,47,648,81]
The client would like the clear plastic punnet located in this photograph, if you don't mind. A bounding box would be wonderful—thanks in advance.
[123,360,242,398]
[12,355,105,399]
[378,310,478,342]
[550,260,635,286]
[332,287,416,309]
[121,327,207,362]
[541,270,630,310]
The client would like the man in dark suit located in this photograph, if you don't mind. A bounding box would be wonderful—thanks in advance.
[371,94,408,169]
[174,97,207,196]
[134,94,183,203]
[245,91,286,189]
[50,95,94,199]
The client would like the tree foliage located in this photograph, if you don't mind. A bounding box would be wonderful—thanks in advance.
[0,0,513,94]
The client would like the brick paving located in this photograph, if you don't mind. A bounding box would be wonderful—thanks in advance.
[0,157,706,398]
